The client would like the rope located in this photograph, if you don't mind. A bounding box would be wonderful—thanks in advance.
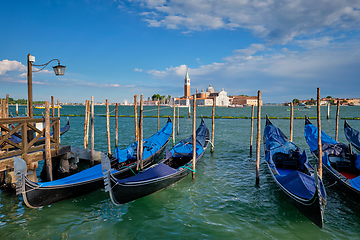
[179,166,196,172]
[118,165,137,175]
[206,139,214,147]
[325,181,337,188]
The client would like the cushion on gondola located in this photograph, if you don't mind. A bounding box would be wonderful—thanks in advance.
[117,163,178,183]
[277,171,316,199]
[350,176,360,191]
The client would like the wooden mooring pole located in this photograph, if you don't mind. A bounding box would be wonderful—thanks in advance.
[86,100,90,148]
[177,104,179,135]
[327,102,330,119]
[57,99,60,117]
[51,96,55,118]
[211,97,215,153]
[90,96,95,166]
[250,105,254,155]
[290,101,294,142]
[134,95,138,143]
[317,88,323,178]
[256,90,261,185]
[44,101,53,181]
[115,103,118,147]
[135,95,140,171]
[192,95,197,179]
[106,99,111,155]
[140,95,144,170]
[84,100,89,149]
[173,101,176,146]
[157,100,160,131]
[6,94,9,118]
[335,101,340,141]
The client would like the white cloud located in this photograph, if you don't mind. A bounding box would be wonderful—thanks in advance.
[0,60,26,75]
[134,68,143,72]
[126,0,360,43]
[147,64,187,78]
[145,39,360,102]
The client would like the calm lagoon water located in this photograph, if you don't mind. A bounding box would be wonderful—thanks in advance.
[1,105,360,239]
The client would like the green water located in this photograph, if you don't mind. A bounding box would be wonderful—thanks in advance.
[1,105,360,239]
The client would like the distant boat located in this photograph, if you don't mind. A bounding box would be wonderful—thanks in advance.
[228,104,243,108]
[304,106,311,109]
[34,105,62,109]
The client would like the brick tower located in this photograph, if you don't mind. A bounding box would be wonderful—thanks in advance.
[184,68,190,98]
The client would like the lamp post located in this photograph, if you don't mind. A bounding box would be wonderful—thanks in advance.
[27,53,66,118]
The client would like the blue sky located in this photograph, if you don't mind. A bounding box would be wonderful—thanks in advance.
[1,0,360,103]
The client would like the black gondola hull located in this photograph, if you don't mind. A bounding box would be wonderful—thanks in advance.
[315,155,360,199]
[21,139,169,208]
[267,164,325,228]
[109,143,208,205]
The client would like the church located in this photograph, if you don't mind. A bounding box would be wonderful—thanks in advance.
[173,69,230,107]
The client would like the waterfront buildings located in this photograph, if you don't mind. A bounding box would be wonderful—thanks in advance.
[173,69,230,107]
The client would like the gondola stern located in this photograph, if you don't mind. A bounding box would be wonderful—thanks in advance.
[14,156,27,196]
[305,115,312,125]
[101,153,112,193]
[265,115,272,126]
[313,166,326,228]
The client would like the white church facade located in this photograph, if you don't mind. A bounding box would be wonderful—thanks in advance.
[172,69,230,107]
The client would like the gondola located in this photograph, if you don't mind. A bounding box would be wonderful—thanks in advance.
[14,119,173,208]
[344,120,360,153]
[103,118,209,205]
[263,117,326,228]
[304,117,360,199]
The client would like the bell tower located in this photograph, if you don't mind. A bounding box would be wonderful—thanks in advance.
[184,68,190,98]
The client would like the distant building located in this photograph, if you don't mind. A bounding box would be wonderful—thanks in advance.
[291,97,360,106]
[173,70,230,107]
[229,95,262,106]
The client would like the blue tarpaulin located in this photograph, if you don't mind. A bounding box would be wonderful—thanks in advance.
[117,163,178,183]
[344,120,360,152]
[37,121,172,187]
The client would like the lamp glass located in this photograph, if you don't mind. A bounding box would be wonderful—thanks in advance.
[53,64,66,76]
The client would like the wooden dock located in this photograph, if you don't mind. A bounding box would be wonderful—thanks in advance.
[0,116,71,184]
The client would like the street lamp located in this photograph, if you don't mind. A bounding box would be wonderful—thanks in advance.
[27,53,66,118]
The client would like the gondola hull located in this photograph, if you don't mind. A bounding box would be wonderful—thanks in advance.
[264,117,326,228]
[266,164,325,228]
[20,140,169,208]
[315,154,360,199]
[109,149,207,205]
[104,119,209,205]
[305,117,360,200]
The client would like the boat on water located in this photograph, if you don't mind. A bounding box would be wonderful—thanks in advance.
[263,117,326,228]
[14,119,173,208]
[228,104,244,108]
[304,117,360,199]
[304,106,311,109]
[344,120,360,153]
[34,105,62,109]
[103,118,209,205]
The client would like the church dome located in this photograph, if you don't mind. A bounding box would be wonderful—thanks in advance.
[206,84,214,93]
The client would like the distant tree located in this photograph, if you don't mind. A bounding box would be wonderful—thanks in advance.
[152,94,161,101]
[329,99,334,105]
[292,99,300,105]
[326,96,332,98]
